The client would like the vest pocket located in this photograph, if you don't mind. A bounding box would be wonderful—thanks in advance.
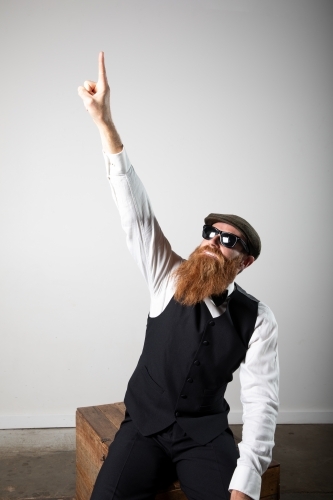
[204,388,218,396]
[143,366,165,394]
[203,383,227,397]
[201,385,226,410]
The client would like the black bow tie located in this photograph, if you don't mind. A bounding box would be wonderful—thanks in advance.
[211,290,228,307]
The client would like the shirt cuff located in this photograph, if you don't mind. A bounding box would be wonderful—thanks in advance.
[229,464,261,500]
[103,147,131,177]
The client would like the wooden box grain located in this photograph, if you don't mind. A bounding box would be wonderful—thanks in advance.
[76,403,280,500]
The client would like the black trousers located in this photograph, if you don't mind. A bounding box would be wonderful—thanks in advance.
[90,413,239,500]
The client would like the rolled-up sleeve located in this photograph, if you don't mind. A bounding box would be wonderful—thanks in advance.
[229,302,279,500]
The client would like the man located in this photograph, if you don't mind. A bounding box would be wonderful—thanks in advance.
[78,52,279,500]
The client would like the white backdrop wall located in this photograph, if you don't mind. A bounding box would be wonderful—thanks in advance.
[0,0,332,429]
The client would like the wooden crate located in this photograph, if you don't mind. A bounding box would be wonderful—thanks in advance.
[76,403,280,500]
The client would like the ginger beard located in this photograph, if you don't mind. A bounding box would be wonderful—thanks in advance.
[173,245,243,306]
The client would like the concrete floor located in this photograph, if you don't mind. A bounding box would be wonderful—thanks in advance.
[0,425,332,500]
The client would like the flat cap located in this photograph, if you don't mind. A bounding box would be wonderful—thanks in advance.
[204,213,261,259]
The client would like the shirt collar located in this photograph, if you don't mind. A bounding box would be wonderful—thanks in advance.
[227,281,235,297]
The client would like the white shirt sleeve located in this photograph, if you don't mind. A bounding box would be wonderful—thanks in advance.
[229,302,279,500]
[104,148,182,314]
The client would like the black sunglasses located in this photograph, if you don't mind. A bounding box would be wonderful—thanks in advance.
[202,225,249,253]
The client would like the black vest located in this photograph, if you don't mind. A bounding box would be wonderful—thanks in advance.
[124,283,259,444]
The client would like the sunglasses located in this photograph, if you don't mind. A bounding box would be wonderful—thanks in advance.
[202,225,249,253]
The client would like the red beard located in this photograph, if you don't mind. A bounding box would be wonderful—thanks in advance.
[173,245,242,306]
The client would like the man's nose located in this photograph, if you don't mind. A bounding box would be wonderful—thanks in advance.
[209,235,221,248]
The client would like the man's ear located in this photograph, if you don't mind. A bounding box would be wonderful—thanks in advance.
[240,255,255,272]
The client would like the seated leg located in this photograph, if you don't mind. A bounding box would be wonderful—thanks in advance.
[90,415,176,500]
[173,426,239,500]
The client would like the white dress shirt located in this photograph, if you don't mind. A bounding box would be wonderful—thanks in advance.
[104,147,279,500]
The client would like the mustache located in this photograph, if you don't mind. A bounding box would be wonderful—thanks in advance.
[200,246,221,255]
[198,246,225,261]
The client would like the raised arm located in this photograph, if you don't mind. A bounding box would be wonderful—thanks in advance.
[78,52,123,154]
[78,53,181,311]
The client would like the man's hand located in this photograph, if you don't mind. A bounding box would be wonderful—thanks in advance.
[230,490,253,500]
[78,52,122,154]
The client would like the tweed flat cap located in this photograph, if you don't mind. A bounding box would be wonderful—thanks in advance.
[204,213,261,259]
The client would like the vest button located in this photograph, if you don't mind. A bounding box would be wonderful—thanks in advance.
[203,340,210,346]
[180,394,187,399]
[187,378,193,383]
[209,320,215,326]
[175,411,181,417]
[194,360,200,366]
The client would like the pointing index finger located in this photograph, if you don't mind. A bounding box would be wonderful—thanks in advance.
[98,51,108,85]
